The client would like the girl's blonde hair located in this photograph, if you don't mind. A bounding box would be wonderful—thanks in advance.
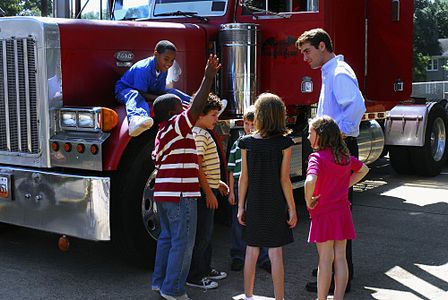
[309,116,350,165]
[254,93,291,138]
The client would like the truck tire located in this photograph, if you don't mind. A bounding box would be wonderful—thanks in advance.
[111,130,158,268]
[410,105,447,176]
[389,146,414,175]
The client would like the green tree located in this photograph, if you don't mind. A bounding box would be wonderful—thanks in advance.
[0,0,52,16]
[413,0,442,81]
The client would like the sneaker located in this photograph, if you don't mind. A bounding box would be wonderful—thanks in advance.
[207,268,227,280]
[151,286,160,292]
[160,292,192,300]
[259,261,271,274]
[186,277,218,289]
[128,116,153,137]
[231,259,244,271]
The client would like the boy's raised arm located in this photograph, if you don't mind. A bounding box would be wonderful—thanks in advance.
[190,54,221,122]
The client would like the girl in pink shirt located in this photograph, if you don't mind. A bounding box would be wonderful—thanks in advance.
[305,116,369,300]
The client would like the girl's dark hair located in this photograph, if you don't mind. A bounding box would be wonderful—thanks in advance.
[309,116,350,165]
[155,40,177,54]
[254,93,291,138]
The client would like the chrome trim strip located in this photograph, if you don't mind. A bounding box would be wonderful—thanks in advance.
[14,39,22,151]
[2,40,10,151]
[23,38,32,152]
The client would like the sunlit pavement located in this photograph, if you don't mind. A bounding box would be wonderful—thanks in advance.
[182,157,448,299]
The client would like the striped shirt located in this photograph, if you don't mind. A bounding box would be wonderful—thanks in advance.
[192,127,221,189]
[152,109,201,202]
[227,137,242,179]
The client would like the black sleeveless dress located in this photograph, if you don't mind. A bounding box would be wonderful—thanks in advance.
[239,135,294,247]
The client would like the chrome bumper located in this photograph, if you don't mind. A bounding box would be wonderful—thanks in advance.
[0,166,110,241]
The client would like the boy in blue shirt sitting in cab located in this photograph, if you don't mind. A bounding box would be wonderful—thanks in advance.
[115,40,191,136]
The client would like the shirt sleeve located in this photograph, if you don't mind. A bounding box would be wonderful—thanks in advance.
[227,139,240,171]
[132,67,151,92]
[175,109,194,138]
[350,156,363,172]
[238,136,247,149]
[333,73,366,136]
[282,136,294,150]
[193,129,208,156]
[306,152,320,176]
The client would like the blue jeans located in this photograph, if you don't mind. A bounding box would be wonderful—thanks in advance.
[116,88,150,119]
[152,197,197,297]
[187,189,217,282]
[116,88,191,119]
[230,183,269,265]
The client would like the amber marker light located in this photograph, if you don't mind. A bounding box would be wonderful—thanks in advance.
[101,108,119,131]
[51,142,59,151]
[90,144,98,155]
[64,143,72,152]
[77,144,85,153]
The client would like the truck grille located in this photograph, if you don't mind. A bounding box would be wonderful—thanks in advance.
[0,37,39,154]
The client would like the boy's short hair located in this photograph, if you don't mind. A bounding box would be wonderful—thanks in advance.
[201,93,222,115]
[243,106,255,122]
[155,40,177,54]
[153,93,181,122]
[296,28,334,53]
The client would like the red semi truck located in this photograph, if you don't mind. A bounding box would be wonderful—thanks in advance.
[0,0,446,266]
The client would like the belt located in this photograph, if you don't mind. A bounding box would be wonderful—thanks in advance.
[344,136,357,142]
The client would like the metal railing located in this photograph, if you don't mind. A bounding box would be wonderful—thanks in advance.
[412,81,448,100]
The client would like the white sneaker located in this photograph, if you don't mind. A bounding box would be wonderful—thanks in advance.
[186,277,218,289]
[128,116,154,137]
[160,292,192,300]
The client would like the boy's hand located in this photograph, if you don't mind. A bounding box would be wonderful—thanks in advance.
[206,191,218,209]
[218,180,229,196]
[228,191,235,205]
[287,208,298,228]
[237,207,246,226]
[204,54,221,80]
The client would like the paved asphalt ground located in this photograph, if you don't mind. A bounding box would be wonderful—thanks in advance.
[0,157,447,299]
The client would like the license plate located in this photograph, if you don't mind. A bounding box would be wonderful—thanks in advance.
[0,174,11,200]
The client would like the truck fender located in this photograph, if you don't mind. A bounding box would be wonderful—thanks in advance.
[386,101,448,176]
[384,103,435,147]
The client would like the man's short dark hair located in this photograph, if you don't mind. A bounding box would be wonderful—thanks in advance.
[155,40,177,54]
[296,28,334,53]
[153,94,181,122]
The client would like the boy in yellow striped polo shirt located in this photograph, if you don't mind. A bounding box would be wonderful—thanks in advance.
[187,94,230,289]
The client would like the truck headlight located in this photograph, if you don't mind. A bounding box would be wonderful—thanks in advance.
[59,107,118,132]
[61,111,77,127]
[78,111,95,128]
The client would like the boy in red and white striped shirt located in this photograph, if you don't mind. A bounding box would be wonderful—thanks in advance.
[151,55,221,300]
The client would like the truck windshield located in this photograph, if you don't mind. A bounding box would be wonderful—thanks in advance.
[113,0,150,20]
[153,0,228,18]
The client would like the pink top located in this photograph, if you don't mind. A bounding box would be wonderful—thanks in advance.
[306,148,363,218]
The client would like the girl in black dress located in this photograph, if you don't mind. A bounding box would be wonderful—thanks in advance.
[237,93,298,300]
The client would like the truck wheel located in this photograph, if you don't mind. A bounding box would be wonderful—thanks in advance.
[410,105,447,176]
[389,146,414,175]
[111,131,158,268]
